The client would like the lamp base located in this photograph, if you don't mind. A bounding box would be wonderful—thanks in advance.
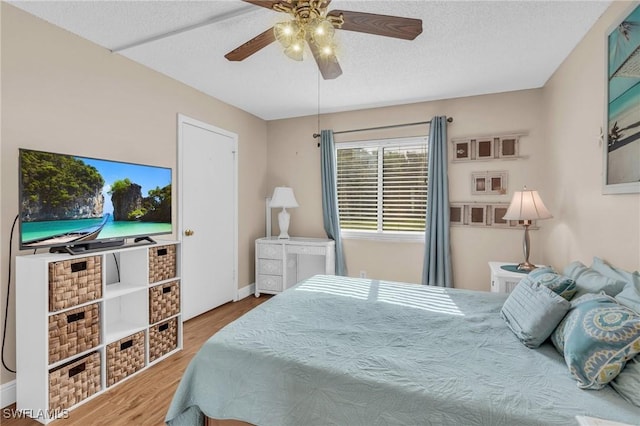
[516,261,537,272]
[278,208,291,239]
[516,223,537,272]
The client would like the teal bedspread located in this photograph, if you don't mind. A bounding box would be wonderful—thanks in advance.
[166,275,640,425]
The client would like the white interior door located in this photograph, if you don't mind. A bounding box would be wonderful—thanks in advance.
[178,114,237,320]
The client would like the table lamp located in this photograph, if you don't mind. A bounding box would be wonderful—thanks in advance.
[502,186,552,271]
[269,186,299,239]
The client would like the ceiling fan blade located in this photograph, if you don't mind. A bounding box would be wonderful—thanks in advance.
[225,27,276,61]
[241,0,332,14]
[241,0,281,10]
[327,10,423,40]
[307,40,342,80]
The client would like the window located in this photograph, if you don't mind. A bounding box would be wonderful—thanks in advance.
[336,137,428,241]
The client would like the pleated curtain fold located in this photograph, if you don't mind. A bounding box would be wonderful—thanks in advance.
[320,129,347,276]
[422,116,453,287]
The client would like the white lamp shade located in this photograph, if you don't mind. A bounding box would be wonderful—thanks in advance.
[503,189,552,221]
[269,187,299,209]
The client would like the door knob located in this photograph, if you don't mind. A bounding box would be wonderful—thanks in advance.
[184,229,194,236]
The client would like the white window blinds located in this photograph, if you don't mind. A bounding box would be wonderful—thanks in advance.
[336,137,428,236]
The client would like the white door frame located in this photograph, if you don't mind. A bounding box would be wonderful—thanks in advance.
[177,113,238,303]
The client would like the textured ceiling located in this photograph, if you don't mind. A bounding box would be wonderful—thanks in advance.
[9,0,611,120]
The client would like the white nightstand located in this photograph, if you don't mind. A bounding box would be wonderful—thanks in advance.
[488,261,531,293]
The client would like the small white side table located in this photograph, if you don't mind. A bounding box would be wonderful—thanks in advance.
[488,261,530,294]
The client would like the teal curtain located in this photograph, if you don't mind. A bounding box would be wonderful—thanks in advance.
[422,116,452,287]
[320,130,347,276]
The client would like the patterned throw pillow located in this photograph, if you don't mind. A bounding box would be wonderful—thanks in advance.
[551,293,640,389]
[611,356,640,407]
[520,267,576,301]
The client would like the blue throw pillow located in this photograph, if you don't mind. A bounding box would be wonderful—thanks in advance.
[563,261,626,299]
[501,280,571,348]
[550,293,640,390]
[590,257,640,314]
[616,283,640,315]
[520,267,576,301]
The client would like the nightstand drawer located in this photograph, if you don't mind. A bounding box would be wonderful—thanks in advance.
[258,259,283,275]
[257,244,282,260]
[287,245,326,256]
[257,275,283,292]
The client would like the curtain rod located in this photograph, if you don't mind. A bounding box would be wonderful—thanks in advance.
[312,117,453,139]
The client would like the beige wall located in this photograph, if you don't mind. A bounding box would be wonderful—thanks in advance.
[3,0,639,393]
[0,4,267,386]
[267,1,640,291]
[267,89,548,288]
[541,1,640,272]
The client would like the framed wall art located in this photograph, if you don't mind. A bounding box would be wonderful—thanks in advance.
[450,132,527,162]
[449,202,537,229]
[469,205,487,226]
[604,3,640,194]
[476,138,494,159]
[453,140,471,161]
[471,171,508,195]
[499,137,519,158]
[490,205,511,227]
[450,203,465,226]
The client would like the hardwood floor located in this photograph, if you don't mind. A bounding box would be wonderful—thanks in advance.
[2,295,271,426]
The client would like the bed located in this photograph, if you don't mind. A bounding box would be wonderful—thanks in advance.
[166,275,640,425]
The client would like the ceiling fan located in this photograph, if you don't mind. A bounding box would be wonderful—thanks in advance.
[225,0,423,80]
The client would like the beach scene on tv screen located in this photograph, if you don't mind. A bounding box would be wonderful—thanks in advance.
[20,150,172,248]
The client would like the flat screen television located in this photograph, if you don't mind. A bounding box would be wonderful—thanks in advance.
[19,148,172,254]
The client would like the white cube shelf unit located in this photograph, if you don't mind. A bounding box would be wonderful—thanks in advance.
[16,241,182,424]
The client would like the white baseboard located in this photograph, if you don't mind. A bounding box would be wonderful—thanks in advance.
[1,379,16,408]
[236,283,255,300]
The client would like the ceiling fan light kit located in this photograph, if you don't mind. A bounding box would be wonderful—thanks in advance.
[226,0,423,80]
[273,1,342,62]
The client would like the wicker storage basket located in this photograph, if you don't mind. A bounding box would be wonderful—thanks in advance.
[149,317,178,363]
[106,331,145,387]
[149,280,180,324]
[49,303,101,364]
[49,351,101,411]
[148,245,177,283]
[48,256,102,312]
